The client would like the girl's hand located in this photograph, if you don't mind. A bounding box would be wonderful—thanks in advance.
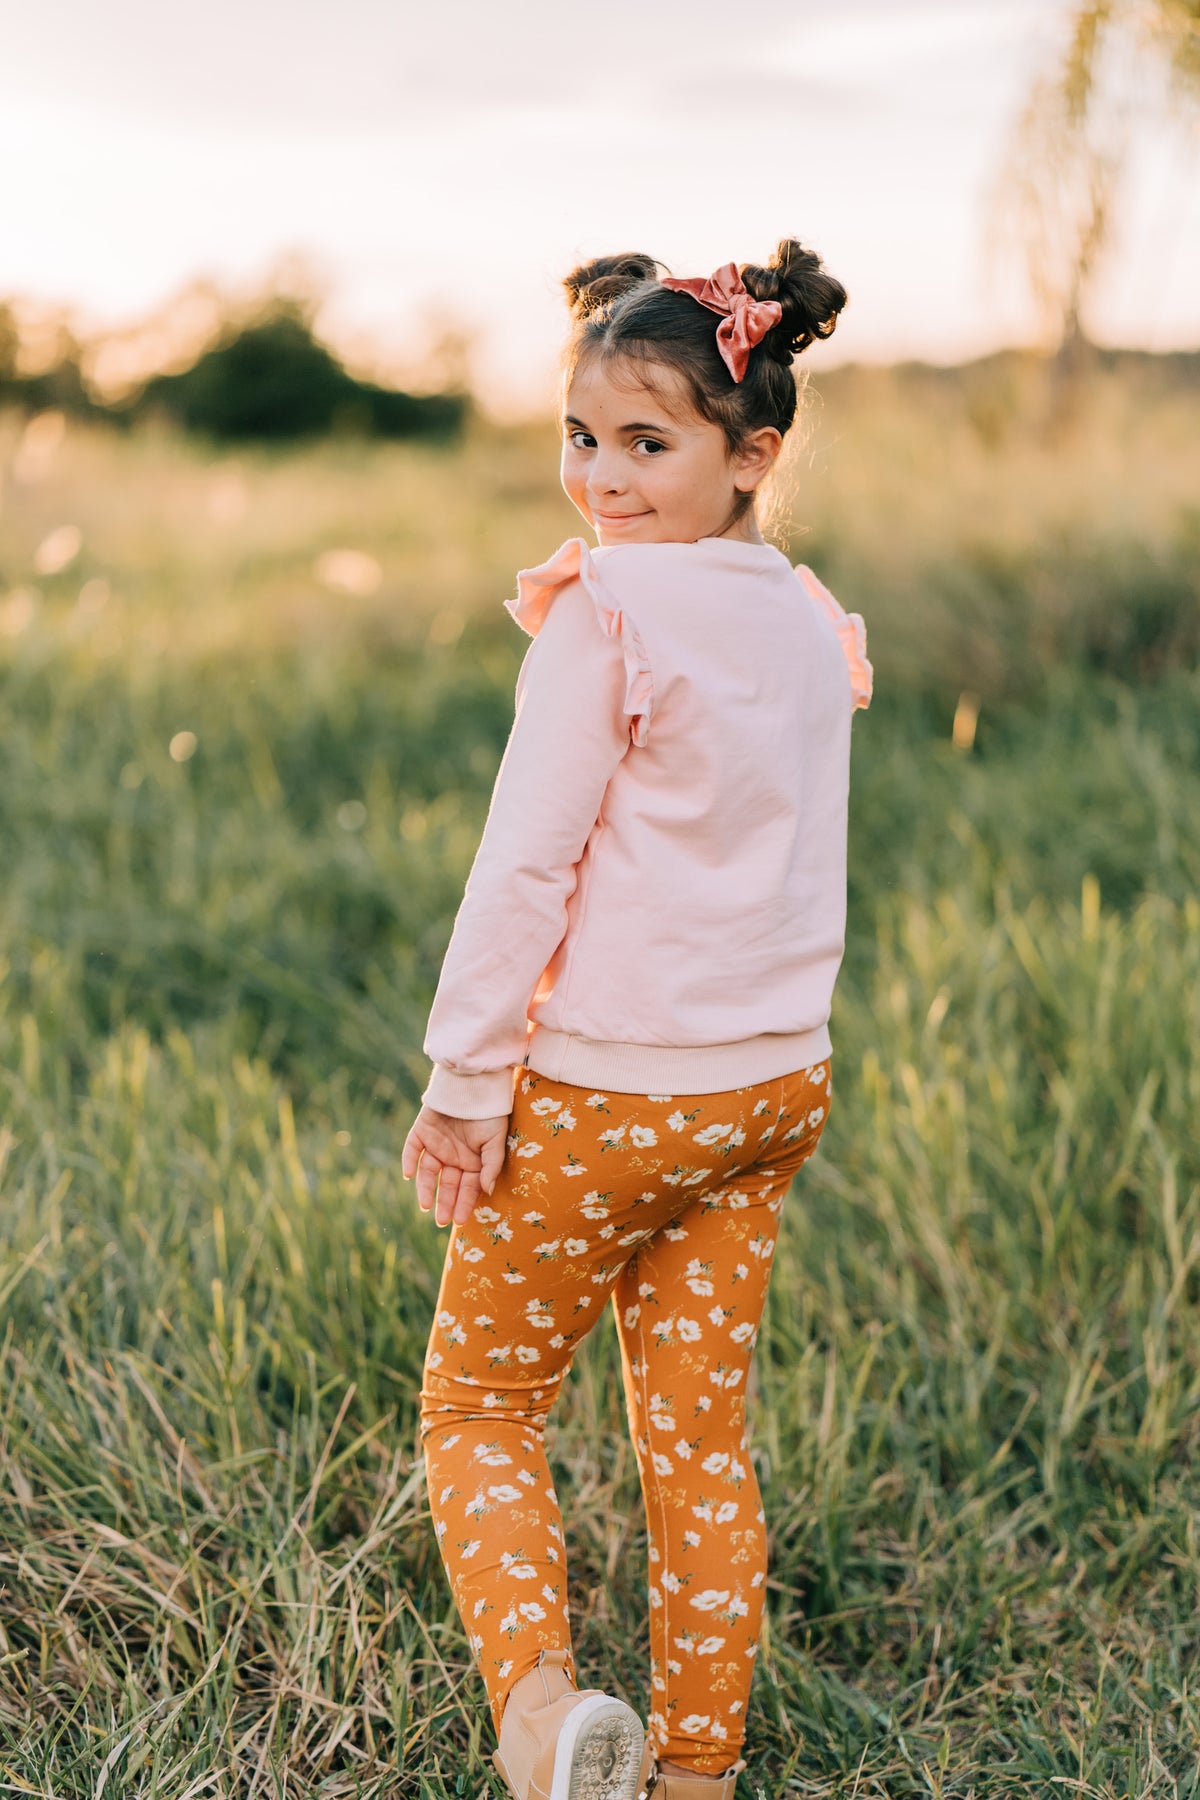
[400,1105,510,1229]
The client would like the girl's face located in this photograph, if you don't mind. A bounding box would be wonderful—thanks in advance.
[560,354,781,548]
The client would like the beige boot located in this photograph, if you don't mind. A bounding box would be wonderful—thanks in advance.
[644,1756,747,1799]
[493,1646,647,1800]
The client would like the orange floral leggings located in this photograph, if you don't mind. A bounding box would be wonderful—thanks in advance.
[418,1058,832,1774]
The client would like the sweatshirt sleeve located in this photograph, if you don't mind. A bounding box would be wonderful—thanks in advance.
[420,551,641,1120]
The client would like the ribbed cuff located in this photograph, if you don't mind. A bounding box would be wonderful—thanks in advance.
[524,1023,832,1095]
[421,1062,519,1120]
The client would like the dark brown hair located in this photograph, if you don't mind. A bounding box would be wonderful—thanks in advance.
[560,240,848,526]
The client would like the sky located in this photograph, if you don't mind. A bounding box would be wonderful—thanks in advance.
[4,0,1199,418]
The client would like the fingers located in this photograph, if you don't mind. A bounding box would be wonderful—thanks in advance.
[415,1143,441,1216]
[452,1167,482,1226]
[434,1164,463,1230]
[478,1132,507,1198]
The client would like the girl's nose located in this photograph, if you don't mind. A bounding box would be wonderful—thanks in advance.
[589,460,626,495]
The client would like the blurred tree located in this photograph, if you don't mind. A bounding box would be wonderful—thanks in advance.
[992,0,1200,370]
[132,296,467,443]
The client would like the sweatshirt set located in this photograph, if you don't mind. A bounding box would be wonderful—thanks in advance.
[417,534,871,1774]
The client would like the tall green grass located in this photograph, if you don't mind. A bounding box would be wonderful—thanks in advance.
[1,360,1198,1795]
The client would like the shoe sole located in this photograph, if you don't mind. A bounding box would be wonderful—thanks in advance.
[548,1693,646,1800]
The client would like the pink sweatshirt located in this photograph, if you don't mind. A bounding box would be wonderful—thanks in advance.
[420,535,872,1120]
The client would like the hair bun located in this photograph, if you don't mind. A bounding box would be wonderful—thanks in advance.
[741,238,848,359]
[562,253,661,321]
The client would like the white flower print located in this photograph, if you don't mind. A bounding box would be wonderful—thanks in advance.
[647,1094,673,1102]
[808,1107,826,1128]
[472,1448,512,1467]
[708,1305,729,1325]
[702,1452,731,1475]
[729,1321,756,1344]
[473,1315,494,1328]
[487,1485,521,1503]
[623,1305,640,1329]
[530,1097,562,1116]
[685,1258,714,1295]
[709,1367,744,1389]
[473,1207,500,1225]
[514,1345,540,1363]
[518,1602,546,1621]
[676,1317,701,1342]
[649,1397,675,1430]
[696,1395,711,1412]
[426,1351,443,1369]
[561,1161,588,1176]
[598,1224,618,1239]
[715,1501,740,1524]
[674,1439,694,1460]
[693,1122,733,1147]
[557,1109,577,1130]
[667,1111,689,1133]
[753,1099,770,1116]
[651,1452,674,1476]
[564,1238,587,1256]
[696,1636,727,1656]
[436,1311,456,1329]
[630,1124,658,1147]
[690,1590,730,1612]
[680,1171,712,1187]
[522,1210,545,1224]
[692,1501,713,1522]
[500,1271,526,1284]
[679,1715,712,1733]
[515,1142,543,1159]
[549,1332,569,1347]
[584,1093,609,1108]
[446,1324,467,1345]
[682,1531,701,1548]
[664,1225,691,1239]
[498,1658,514,1680]
[661,1571,681,1593]
[581,1202,609,1220]
[729,1596,749,1618]
[459,1245,484,1262]
[599,1126,627,1147]
[525,1300,555,1329]
[638,1282,656,1299]
[462,1539,482,1558]
[734,1263,749,1281]
[500,1553,538,1579]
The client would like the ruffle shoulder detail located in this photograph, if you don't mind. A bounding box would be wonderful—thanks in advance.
[795,564,874,711]
[505,537,655,747]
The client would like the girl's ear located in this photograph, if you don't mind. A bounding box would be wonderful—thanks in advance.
[732,426,783,494]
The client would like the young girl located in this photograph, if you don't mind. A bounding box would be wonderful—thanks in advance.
[401,239,872,1800]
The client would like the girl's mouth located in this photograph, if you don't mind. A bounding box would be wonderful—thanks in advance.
[594,510,650,524]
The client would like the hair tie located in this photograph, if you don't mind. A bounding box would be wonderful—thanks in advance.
[659,262,783,382]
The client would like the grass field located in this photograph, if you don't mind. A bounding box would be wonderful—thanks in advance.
[1,353,1199,1797]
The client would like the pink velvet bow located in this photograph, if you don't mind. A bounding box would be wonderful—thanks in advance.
[660,262,783,382]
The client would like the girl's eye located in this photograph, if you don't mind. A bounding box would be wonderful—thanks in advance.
[635,438,666,456]
[567,430,595,450]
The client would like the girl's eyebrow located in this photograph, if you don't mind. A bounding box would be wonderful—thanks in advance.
[563,414,675,435]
